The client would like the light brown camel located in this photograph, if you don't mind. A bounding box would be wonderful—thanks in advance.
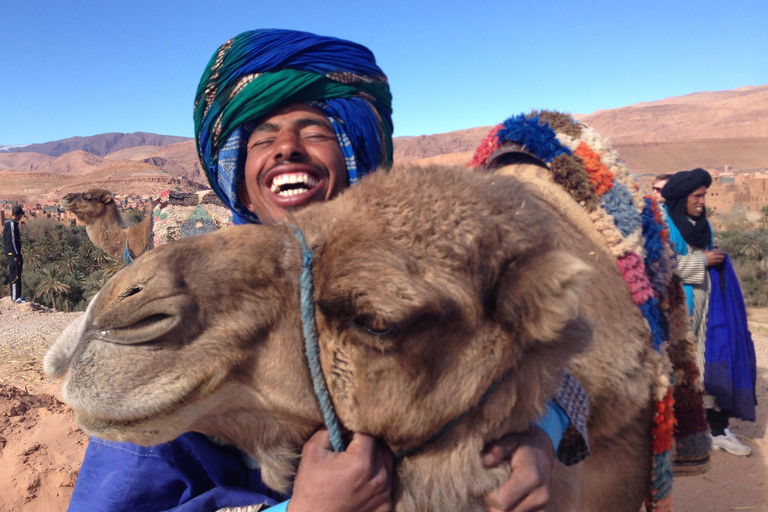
[46,164,666,512]
[60,188,153,260]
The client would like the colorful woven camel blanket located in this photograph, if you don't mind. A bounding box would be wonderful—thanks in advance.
[470,111,711,512]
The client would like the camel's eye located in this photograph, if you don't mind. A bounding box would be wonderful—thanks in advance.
[353,315,395,338]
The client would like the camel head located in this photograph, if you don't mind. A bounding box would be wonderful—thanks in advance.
[46,165,593,502]
[60,188,120,225]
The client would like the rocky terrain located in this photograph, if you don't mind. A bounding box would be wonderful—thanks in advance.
[1,132,190,158]
[0,295,767,511]
[2,83,767,205]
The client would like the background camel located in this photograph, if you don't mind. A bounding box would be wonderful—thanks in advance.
[60,188,233,263]
[46,162,694,511]
[60,188,153,261]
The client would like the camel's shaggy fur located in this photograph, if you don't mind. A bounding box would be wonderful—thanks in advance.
[47,165,659,511]
[60,188,153,260]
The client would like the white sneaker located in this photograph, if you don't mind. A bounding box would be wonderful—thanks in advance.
[712,428,752,456]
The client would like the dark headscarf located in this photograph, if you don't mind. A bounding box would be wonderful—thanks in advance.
[661,168,712,249]
[194,29,393,224]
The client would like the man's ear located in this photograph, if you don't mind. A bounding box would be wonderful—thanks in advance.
[237,181,255,213]
[496,251,591,343]
[101,193,114,204]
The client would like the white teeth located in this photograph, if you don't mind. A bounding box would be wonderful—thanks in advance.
[270,172,319,194]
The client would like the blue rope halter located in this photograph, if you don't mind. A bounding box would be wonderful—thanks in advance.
[292,225,347,452]
[290,224,510,457]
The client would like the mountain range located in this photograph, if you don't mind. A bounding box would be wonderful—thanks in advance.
[2,84,767,204]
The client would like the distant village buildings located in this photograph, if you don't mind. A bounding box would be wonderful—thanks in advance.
[706,167,768,214]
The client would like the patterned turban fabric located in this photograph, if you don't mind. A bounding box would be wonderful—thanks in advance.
[194,29,393,224]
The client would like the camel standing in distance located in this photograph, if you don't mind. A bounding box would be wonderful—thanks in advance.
[47,164,672,512]
[60,189,153,261]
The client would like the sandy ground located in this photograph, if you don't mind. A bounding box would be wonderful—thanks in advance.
[0,295,766,511]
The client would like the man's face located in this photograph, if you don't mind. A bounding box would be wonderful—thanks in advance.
[686,186,707,217]
[12,213,23,222]
[237,104,348,225]
[653,179,668,203]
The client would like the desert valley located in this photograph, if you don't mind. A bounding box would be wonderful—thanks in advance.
[2,84,768,219]
[2,84,768,512]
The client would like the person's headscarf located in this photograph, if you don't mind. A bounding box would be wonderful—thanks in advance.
[661,168,712,249]
[194,29,393,224]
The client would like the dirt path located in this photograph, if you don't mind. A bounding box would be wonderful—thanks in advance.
[672,310,768,511]
[0,296,767,511]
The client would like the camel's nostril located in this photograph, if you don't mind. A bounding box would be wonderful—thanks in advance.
[103,313,179,345]
[118,285,144,301]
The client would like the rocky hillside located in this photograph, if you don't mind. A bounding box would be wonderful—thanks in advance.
[2,83,767,203]
[576,85,768,144]
[1,132,190,158]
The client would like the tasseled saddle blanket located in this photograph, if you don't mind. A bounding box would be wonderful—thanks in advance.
[469,111,711,512]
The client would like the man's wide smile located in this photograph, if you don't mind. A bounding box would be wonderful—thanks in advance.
[262,164,327,208]
[269,171,320,196]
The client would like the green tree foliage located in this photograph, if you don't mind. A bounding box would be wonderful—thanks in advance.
[716,226,768,307]
[33,264,71,310]
[1,219,127,310]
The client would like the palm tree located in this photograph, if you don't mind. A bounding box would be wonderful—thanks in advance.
[101,256,125,278]
[737,230,768,261]
[23,245,45,270]
[33,264,71,310]
[59,246,81,273]
[36,237,54,260]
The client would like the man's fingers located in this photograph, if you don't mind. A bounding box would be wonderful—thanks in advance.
[486,468,547,512]
[346,431,380,457]
[487,487,548,512]
[303,428,332,458]
[482,434,523,467]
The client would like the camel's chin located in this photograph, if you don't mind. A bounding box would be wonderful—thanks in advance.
[75,409,188,446]
[68,372,225,443]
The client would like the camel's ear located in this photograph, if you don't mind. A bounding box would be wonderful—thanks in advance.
[496,251,591,342]
[101,193,114,204]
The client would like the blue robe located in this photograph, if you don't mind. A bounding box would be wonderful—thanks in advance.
[705,255,758,421]
[68,433,288,512]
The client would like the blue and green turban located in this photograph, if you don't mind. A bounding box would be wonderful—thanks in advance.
[194,29,394,224]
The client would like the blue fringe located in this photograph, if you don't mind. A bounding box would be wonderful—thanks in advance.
[600,181,641,237]
[642,198,665,263]
[640,298,665,351]
[496,114,571,163]
[651,451,674,500]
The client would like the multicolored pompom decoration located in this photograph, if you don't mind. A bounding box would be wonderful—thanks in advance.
[470,111,711,511]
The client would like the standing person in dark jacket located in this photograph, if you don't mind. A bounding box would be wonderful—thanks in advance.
[661,168,752,456]
[3,205,29,303]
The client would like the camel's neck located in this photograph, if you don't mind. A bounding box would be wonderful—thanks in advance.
[125,213,153,257]
[85,207,127,259]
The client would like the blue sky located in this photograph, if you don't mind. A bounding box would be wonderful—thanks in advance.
[2,0,766,145]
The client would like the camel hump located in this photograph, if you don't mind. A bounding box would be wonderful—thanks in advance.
[469,110,712,505]
[151,189,234,246]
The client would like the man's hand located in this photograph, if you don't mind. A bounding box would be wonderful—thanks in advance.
[482,427,555,512]
[704,248,725,267]
[288,429,393,512]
